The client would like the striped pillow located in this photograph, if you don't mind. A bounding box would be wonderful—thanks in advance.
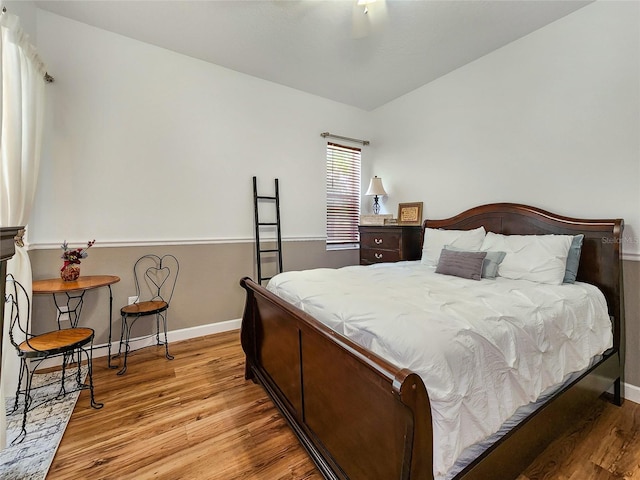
[435,249,487,281]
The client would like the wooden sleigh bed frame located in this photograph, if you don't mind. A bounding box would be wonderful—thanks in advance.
[240,203,625,480]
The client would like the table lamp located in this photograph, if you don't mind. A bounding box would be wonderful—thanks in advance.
[365,176,387,214]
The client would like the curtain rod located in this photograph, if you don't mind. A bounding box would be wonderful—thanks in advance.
[2,6,54,83]
[320,132,370,146]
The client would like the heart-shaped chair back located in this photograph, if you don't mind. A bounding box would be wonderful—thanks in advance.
[133,254,179,304]
[145,266,170,296]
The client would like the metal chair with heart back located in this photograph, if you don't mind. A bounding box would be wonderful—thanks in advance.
[5,274,103,443]
[117,254,179,375]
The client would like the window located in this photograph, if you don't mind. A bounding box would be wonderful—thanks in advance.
[326,142,361,246]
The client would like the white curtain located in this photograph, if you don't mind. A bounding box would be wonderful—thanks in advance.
[0,11,46,449]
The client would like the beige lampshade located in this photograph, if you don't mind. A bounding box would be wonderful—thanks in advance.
[365,176,387,196]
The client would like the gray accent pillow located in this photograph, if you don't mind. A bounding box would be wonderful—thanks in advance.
[563,234,584,284]
[444,245,506,279]
[435,249,487,281]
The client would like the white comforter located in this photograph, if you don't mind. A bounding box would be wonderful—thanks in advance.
[266,261,613,478]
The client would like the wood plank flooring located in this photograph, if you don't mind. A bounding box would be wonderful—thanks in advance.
[47,331,640,480]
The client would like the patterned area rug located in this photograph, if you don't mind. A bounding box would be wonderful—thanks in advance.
[0,367,86,480]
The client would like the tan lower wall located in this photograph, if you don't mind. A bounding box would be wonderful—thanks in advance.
[28,246,639,390]
[624,259,640,388]
[28,241,358,346]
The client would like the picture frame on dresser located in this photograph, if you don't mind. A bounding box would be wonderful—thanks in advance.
[398,202,423,226]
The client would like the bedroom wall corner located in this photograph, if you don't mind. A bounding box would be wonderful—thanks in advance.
[368,0,639,259]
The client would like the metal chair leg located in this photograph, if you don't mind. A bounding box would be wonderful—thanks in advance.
[117,309,175,374]
[161,313,174,361]
[117,314,126,357]
[155,313,161,345]
[58,351,69,399]
[117,315,136,376]
[11,360,27,415]
[14,366,34,444]
[75,348,83,385]
[83,346,103,409]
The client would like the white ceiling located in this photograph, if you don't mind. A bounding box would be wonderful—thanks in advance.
[34,0,591,111]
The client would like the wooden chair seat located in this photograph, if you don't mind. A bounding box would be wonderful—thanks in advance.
[120,300,168,316]
[18,327,94,358]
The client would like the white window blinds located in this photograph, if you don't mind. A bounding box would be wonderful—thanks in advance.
[326,142,361,245]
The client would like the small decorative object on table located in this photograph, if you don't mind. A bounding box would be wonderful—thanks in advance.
[60,239,95,281]
[397,202,423,226]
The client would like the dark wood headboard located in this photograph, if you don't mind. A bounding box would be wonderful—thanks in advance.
[424,203,624,351]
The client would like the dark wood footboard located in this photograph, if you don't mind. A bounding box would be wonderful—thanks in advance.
[240,203,624,480]
[240,276,433,480]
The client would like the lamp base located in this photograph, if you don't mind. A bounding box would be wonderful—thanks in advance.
[372,196,381,215]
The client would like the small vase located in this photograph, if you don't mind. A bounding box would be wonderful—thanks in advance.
[61,264,81,281]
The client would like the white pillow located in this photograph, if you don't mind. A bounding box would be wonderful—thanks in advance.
[481,232,573,285]
[421,226,486,266]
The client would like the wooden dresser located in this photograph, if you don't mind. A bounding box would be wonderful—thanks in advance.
[359,225,422,265]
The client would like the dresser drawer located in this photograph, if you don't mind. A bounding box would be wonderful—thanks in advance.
[360,231,401,251]
[358,225,423,265]
[360,248,401,264]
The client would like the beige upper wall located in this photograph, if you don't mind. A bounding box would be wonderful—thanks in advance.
[370,0,640,261]
[28,8,371,246]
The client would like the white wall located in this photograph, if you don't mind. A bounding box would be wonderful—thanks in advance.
[1,0,37,42]
[26,1,640,259]
[370,1,640,258]
[29,10,371,246]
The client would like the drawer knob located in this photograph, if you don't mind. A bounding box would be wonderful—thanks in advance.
[374,238,383,245]
[374,253,383,259]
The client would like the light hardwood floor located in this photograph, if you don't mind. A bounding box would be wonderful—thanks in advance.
[48,331,640,480]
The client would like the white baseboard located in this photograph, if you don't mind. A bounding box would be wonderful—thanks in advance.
[93,317,242,359]
[36,318,242,370]
[623,382,640,404]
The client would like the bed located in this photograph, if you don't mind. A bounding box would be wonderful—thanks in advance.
[239,203,624,480]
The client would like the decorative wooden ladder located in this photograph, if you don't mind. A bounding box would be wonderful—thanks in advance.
[252,176,283,284]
